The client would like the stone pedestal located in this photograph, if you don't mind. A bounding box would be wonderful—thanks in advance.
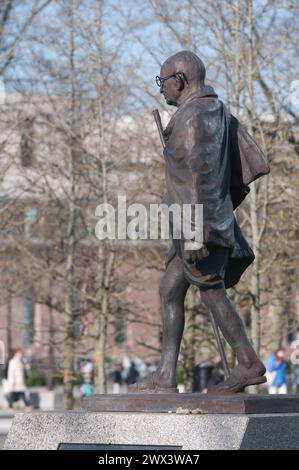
[5,394,299,450]
[83,392,299,414]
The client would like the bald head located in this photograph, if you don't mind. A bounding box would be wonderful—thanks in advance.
[159,51,207,107]
[163,50,206,86]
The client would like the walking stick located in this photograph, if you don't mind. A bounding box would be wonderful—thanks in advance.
[153,108,231,380]
[153,109,166,149]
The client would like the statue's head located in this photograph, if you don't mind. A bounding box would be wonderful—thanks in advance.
[156,50,206,107]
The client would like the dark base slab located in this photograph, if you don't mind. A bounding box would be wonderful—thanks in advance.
[83,393,299,414]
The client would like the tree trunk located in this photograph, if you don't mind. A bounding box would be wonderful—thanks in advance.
[249,181,261,355]
[94,244,115,393]
[246,0,261,358]
[63,0,77,409]
[47,291,55,391]
[63,228,76,409]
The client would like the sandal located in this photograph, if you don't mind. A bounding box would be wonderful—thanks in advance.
[128,372,179,394]
[208,364,266,394]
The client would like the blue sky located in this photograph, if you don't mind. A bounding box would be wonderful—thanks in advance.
[1,0,298,116]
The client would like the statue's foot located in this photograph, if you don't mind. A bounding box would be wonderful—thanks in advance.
[208,362,266,394]
[128,372,179,394]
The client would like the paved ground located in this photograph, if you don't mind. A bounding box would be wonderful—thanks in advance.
[0,435,6,449]
[0,413,14,449]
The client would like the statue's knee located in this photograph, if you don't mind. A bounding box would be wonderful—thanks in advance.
[200,287,217,305]
[159,282,181,303]
[159,282,171,301]
[200,286,226,307]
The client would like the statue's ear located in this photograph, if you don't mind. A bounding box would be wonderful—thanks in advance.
[176,73,185,91]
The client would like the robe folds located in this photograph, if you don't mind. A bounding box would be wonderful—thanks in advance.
[162,88,269,289]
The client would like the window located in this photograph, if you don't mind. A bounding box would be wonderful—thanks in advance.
[25,207,38,239]
[20,118,35,167]
[22,286,35,347]
[72,288,81,340]
[114,307,127,344]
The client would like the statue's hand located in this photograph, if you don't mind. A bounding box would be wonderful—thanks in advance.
[184,243,209,264]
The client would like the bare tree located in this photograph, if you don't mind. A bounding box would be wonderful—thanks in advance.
[0,0,52,75]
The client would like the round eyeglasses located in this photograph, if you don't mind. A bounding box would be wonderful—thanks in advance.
[155,73,177,88]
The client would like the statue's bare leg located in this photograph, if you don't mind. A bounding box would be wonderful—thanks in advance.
[129,255,189,392]
[155,256,190,386]
[200,286,266,392]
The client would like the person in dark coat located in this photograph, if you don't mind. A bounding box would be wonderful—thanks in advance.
[131,51,269,394]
